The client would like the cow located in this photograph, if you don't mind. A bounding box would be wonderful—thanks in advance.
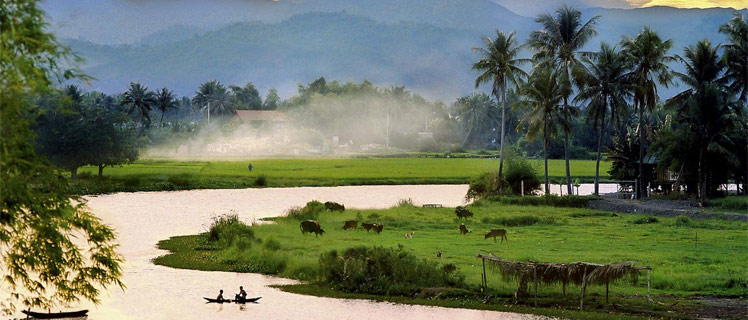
[484,229,508,243]
[300,220,325,237]
[324,201,345,212]
[362,222,375,232]
[342,220,358,230]
[404,232,414,239]
[455,206,473,220]
[459,223,470,235]
[373,224,384,234]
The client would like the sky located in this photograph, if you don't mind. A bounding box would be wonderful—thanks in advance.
[493,0,747,15]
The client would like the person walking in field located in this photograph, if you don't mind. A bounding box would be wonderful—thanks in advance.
[248,163,253,171]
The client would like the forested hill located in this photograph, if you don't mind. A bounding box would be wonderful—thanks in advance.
[60,5,745,100]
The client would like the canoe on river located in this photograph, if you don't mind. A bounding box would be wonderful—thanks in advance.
[203,297,261,303]
[22,309,88,319]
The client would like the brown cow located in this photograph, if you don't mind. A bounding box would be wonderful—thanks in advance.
[455,206,473,220]
[373,224,384,234]
[325,201,345,211]
[362,222,375,232]
[459,223,470,235]
[484,229,508,243]
[300,220,325,237]
[343,220,358,230]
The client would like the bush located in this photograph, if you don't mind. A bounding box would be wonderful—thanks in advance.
[285,200,325,220]
[503,152,541,196]
[708,196,748,211]
[466,171,500,200]
[254,174,267,186]
[674,215,694,227]
[318,246,465,295]
[633,216,659,224]
[122,176,141,188]
[481,215,559,226]
[207,214,254,244]
[484,195,599,208]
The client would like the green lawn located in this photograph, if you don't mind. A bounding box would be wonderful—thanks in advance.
[154,200,747,318]
[73,158,611,193]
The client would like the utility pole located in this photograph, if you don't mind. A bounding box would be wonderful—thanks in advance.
[205,101,210,124]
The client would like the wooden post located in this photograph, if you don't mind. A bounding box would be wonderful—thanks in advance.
[647,268,651,305]
[481,258,487,295]
[606,281,609,304]
[521,180,524,196]
[580,266,588,311]
[562,281,566,297]
[533,265,538,307]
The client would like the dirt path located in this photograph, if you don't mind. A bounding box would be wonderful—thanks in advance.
[587,197,747,222]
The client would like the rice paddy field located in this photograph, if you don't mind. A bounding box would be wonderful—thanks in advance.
[73,158,611,193]
[154,200,747,319]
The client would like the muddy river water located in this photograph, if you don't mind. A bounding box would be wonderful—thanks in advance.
[10,185,576,319]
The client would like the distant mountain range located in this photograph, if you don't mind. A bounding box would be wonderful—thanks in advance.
[52,0,745,101]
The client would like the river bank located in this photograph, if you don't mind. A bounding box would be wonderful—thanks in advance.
[153,195,748,319]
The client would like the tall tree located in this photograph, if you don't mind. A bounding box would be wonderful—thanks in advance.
[1,0,123,314]
[263,88,281,110]
[528,5,599,195]
[473,30,528,193]
[455,93,499,148]
[517,66,566,195]
[192,80,232,122]
[576,43,631,195]
[230,82,262,110]
[621,27,674,199]
[155,87,177,127]
[719,13,748,103]
[120,82,156,128]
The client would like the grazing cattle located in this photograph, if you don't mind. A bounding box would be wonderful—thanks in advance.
[373,224,384,234]
[300,220,325,237]
[436,251,441,258]
[484,229,508,243]
[459,223,470,235]
[455,206,473,220]
[342,220,358,230]
[324,201,345,211]
[361,222,375,232]
[404,232,414,239]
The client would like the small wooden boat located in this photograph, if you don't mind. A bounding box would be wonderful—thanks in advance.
[233,296,261,303]
[22,309,88,319]
[203,297,233,303]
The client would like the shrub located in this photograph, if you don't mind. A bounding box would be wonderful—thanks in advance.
[254,174,267,186]
[285,200,325,220]
[484,195,599,208]
[502,152,541,196]
[122,176,141,188]
[708,196,748,211]
[674,215,694,227]
[466,171,500,200]
[207,214,254,244]
[263,238,282,251]
[318,246,465,295]
[633,216,659,224]
[481,215,559,226]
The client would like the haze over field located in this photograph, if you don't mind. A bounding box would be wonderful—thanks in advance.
[41,0,745,101]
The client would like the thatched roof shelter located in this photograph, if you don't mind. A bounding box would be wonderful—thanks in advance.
[476,254,651,310]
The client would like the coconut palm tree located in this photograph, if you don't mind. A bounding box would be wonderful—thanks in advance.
[473,30,528,192]
[192,80,232,123]
[575,43,631,195]
[517,66,566,194]
[155,87,177,127]
[719,13,748,103]
[528,5,599,195]
[621,27,674,199]
[120,82,156,128]
[456,93,499,148]
[669,40,724,106]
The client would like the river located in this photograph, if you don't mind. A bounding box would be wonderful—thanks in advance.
[10,185,571,320]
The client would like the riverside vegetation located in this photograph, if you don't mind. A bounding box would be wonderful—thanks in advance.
[69,158,611,194]
[154,198,747,319]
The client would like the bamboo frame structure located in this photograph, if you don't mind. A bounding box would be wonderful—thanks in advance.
[476,254,651,311]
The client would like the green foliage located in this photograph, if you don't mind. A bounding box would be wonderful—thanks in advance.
[207,214,254,246]
[0,0,123,314]
[674,216,694,227]
[482,195,598,208]
[254,174,267,187]
[708,196,748,211]
[168,174,193,188]
[502,151,541,195]
[318,246,465,295]
[466,171,499,200]
[482,215,541,227]
[285,201,325,221]
[633,216,659,224]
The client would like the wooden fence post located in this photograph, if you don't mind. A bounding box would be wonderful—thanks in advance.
[533,265,538,307]
[481,258,487,295]
[580,266,588,311]
[647,268,651,305]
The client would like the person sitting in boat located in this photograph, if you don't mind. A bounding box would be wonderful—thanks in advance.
[217,289,224,300]
[235,286,247,300]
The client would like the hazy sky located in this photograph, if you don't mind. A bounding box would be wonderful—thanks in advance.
[494,0,747,15]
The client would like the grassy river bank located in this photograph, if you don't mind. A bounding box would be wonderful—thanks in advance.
[153,197,747,319]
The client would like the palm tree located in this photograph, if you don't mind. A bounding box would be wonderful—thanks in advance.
[517,66,566,194]
[192,80,231,123]
[120,82,156,127]
[621,27,674,199]
[155,87,177,127]
[473,30,528,192]
[528,5,599,195]
[455,93,499,148]
[575,43,631,195]
[669,40,724,106]
[719,13,748,103]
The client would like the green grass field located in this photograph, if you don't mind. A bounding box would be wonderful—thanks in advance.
[72,158,612,193]
[154,200,747,319]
